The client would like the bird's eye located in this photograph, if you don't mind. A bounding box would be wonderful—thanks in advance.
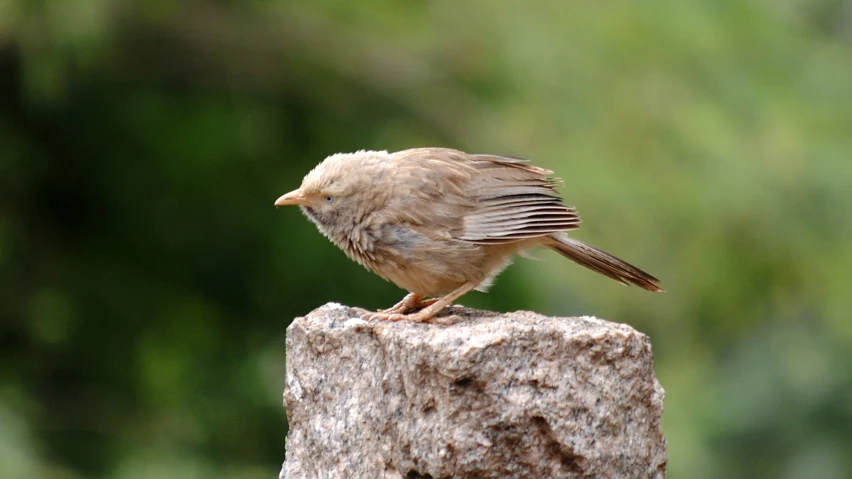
[325,195,334,203]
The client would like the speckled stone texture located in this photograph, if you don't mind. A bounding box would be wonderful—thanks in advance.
[280,303,666,479]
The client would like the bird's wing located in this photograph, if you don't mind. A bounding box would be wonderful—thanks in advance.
[391,149,581,245]
[384,149,476,238]
[458,153,581,244]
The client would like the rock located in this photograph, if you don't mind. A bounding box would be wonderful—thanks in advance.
[280,303,666,479]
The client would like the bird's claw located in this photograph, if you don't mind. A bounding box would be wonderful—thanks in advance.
[361,310,438,323]
[361,311,407,322]
[362,309,459,325]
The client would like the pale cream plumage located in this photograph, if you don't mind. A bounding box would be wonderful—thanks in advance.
[275,148,662,323]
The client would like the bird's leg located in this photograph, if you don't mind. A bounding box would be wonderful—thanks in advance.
[365,282,475,324]
[404,282,475,323]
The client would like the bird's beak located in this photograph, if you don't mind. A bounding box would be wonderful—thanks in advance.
[274,188,308,207]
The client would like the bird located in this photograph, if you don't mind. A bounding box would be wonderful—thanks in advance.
[275,147,663,323]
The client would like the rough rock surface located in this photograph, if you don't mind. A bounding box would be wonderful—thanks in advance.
[280,303,666,479]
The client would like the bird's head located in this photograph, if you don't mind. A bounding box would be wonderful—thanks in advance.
[275,150,392,237]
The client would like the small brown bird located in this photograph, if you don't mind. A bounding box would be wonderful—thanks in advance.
[275,148,662,323]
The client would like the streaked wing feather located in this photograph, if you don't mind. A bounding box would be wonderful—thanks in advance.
[459,154,580,244]
[389,148,580,244]
[466,205,574,222]
[465,217,579,232]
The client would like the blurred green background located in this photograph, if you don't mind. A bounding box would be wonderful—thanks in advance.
[2,1,851,478]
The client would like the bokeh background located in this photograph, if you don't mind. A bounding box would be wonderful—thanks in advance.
[2,1,852,478]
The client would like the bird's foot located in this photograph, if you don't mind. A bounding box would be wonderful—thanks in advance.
[377,293,438,314]
[362,311,408,322]
[366,282,476,325]
[361,306,446,324]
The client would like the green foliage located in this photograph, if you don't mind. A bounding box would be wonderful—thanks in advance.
[2,1,851,478]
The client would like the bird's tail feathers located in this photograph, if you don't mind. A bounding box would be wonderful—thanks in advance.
[547,235,664,292]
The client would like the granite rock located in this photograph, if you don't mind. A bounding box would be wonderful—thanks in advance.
[281,303,666,479]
